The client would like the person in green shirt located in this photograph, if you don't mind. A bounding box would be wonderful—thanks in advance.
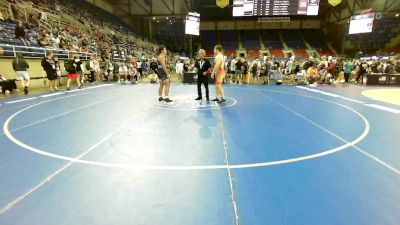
[343,59,353,83]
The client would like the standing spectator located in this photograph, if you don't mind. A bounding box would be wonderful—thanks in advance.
[137,60,143,78]
[73,56,84,85]
[176,60,184,81]
[64,55,82,91]
[41,50,58,91]
[15,21,30,46]
[12,53,30,94]
[235,58,243,84]
[88,56,95,83]
[229,57,237,84]
[263,57,272,85]
[93,55,101,82]
[343,59,353,83]
[53,56,62,86]
[250,59,260,84]
[104,57,114,82]
[242,58,249,84]
[118,63,128,84]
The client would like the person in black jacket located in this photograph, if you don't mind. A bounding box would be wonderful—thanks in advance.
[41,50,58,91]
[15,21,30,46]
[194,49,212,101]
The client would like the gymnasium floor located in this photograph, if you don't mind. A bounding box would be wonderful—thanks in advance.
[0,83,399,225]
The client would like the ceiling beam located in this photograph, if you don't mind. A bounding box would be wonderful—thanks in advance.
[133,0,151,15]
[161,0,174,14]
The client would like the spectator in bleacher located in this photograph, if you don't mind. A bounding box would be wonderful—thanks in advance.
[64,55,82,91]
[39,11,47,22]
[41,50,58,91]
[15,21,30,46]
[0,72,18,94]
[12,53,30,94]
[38,33,50,48]
[8,0,18,20]
[51,34,60,49]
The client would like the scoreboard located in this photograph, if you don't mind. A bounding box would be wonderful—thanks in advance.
[185,12,200,36]
[233,0,320,17]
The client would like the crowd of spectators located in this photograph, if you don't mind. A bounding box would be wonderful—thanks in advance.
[180,54,400,86]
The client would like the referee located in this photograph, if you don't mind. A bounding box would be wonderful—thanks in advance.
[194,49,212,101]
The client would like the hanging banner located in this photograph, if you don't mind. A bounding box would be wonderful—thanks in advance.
[216,0,229,8]
[328,0,342,7]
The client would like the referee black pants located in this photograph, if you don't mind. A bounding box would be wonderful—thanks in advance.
[197,77,209,99]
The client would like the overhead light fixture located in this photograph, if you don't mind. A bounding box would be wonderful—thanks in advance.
[153,17,155,20]
[166,17,169,19]
[396,13,399,17]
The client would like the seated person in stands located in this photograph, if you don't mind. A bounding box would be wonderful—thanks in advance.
[128,64,138,84]
[118,63,128,84]
[15,21,30,46]
[306,64,320,85]
[296,65,308,85]
[268,63,283,85]
[384,60,396,74]
[148,71,158,83]
[38,34,50,48]
[318,64,332,84]
[0,72,18,94]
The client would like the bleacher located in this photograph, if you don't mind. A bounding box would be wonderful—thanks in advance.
[201,30,217,55]
[293,49,308,58]
[261,30,283,49]
[221,30,238,51]
[241,31,260,50]
[281,30,306,49]
[247,50,260,58]
[303,30,328,49]
[269,48,285,58]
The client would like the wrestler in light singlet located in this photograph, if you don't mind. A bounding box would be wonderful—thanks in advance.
[213,44,226,103]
